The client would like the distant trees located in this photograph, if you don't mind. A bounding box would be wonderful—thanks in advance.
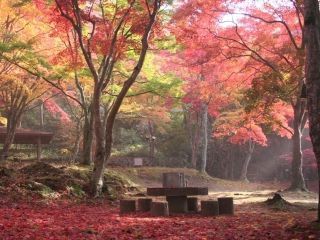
[0,1,51,160]
[0,75,48,160]
[170,0,311,189]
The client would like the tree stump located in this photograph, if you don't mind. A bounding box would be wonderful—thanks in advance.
[166,196,188,213]
[187,197,198,212]
[265,193,291,210]
[120,199,136,214]
[150,201,169,216]
[137,198,152,212]
[201,200,219,216]
[218,197,234,215]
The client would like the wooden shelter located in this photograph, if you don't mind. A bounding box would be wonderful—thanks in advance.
[0,127,53,160]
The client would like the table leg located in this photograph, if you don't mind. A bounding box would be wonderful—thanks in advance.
[166,196,188,213]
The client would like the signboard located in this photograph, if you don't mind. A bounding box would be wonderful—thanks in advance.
[134,157,143,166]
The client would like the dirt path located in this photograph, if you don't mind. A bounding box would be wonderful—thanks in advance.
[117,167,318,207]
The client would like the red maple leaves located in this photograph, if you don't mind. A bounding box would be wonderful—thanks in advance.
[0,199,318,240]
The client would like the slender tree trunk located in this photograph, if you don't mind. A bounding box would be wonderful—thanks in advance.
[304,0,320,221]
[191,142,198,168]
[90,87,105,197]
[148,120,155,162]
[40,102,44,129]
[240,140,255,181]
[71,119,82,163]
[184,109,201,169]
[1,115,20,160]
[81,113,94,165]
[200,103,208,173]
[88,0,161,196]
[191,113,201,169]
[289,103,307,191]
[90,151,106,196]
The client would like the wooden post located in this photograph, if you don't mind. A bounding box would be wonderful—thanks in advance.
[37,137,42,161]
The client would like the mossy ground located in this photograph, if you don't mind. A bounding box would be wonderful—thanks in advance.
[0,162,139,201]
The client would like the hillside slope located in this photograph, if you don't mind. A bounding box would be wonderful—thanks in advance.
[113,167,270,191]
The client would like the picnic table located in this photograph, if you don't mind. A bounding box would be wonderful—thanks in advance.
[147,187,208,213]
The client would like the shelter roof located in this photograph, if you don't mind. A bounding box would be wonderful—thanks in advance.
[0,127,53,144]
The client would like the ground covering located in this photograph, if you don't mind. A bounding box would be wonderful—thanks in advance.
[0,199,319,240]
[0,163,319,239]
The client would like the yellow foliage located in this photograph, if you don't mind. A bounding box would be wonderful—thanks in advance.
[0,73,47,105]
[0,116,7,126]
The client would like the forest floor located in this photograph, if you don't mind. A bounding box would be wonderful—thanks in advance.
[0,162,319,239]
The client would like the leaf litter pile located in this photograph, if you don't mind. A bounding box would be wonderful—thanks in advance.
[0,198,319,240]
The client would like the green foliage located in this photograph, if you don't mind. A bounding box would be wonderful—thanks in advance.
[0,41,31,53]
[66,185,86,197]
[156,111,190,167]
[11,0,32,8]
[244,71,296,113]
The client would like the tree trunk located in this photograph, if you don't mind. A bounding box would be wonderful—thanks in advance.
[81,114,94,165]
[89,87,105,197]
[90,151,106,196]
[148,120,155,162]
[239,140,255,181]
[288,103,307,191]
[70,119,82,163]
[1,125,15,160]
[36,138,42,161]
[0,114,21,160]
[40,102,44,129]
[200,103,208,173]
[304,0,320,221]
[191,143,198,169]
[88,0,161,196]
[183,108,200,169]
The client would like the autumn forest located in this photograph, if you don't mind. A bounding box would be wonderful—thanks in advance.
[1,0,320,239]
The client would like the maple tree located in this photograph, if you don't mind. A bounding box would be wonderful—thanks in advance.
[231,1,307,191]
[32,0,166,196]
[46,25,96,165]
[0,74,50,160]
[167,2,251,176]
[162,38,231,172]
[168,0,305,182]
[0,1,52,160]
[172,0,308,190]
[116,53,181,161]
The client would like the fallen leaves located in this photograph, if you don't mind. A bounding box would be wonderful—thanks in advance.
[0,199,319,240]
